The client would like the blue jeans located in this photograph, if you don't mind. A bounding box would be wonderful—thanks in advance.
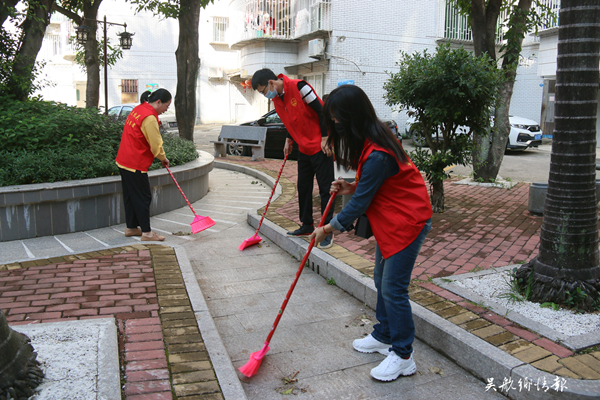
[371,219,432,358]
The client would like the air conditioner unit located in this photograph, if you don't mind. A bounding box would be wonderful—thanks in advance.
[308,39,325,59]
[208,66,224,79]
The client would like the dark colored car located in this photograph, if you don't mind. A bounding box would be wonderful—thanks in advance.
[231,110,401,160]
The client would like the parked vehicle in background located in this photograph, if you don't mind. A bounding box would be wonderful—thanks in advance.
[234,110,298,160]
[404,115,542,151]
[230,110,402,160]
[107,104,178,133]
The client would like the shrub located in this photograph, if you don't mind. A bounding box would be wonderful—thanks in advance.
[0,99,199,186]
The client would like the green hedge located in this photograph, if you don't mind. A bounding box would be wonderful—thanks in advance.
[0,99,199,186]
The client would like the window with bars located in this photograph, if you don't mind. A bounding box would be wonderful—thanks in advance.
[121,79,138,93]
[213,17,229,43]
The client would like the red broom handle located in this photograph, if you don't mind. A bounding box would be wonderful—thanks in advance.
[254,154,288,236]
[264,192,337,345]
[165,165,198,217]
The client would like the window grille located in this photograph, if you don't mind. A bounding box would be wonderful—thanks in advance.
[121,79,138,94]
[213,17,229,43]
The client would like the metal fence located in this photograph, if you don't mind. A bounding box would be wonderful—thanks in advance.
[231,0,331,43]
[444,0,560,44]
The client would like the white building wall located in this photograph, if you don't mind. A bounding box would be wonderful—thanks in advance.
[538,31,558,78]
[509,43,544,123]
[325,0,442,126]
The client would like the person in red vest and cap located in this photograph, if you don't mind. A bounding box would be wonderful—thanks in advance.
[310,84,433,382]
[251,69,336,249]
[115,89,171,241]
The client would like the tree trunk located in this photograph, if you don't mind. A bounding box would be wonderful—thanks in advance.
[471,0,533,182]
[469,0,501,60]
[430,178,445,213]
[175,0,201,141]
[0,0,19,28]
[84,1,102,109]
[516,0,600,311]
[0,310,44,399]
[6,0,54,100]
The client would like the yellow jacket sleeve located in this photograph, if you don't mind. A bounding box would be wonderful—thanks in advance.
[141,115,166,161]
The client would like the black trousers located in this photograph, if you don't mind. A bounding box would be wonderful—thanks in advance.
[297,150,336,226]
[119,168,152,232]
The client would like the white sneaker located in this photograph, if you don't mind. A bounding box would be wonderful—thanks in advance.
[352,334,391,356]
[370,352,417,381]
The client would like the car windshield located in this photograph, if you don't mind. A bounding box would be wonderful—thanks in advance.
[265,112,282,124]
[108,107,120,117]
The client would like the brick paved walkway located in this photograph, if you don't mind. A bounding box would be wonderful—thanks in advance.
[219,157,543,280]
[2,157,600,398]
[0,245,222,400]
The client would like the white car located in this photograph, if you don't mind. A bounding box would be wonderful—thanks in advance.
[107,103,177,132]
[404,115,542,151]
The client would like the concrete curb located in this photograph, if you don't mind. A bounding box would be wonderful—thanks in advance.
[215,160,600,400]
[433,266,600,352]
[174,245,248,400]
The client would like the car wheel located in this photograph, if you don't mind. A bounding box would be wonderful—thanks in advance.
[410,125,426,147]
[226,140,249,156]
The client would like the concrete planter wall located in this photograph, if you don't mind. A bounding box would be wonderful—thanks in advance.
[0,152,214,242]
[528,180,600,215]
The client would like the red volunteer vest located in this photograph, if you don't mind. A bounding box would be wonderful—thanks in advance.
[272,74,323,155]
[357,140,433,258]
[115,102,159,171]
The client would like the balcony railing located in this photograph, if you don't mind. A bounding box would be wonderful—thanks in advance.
[443,0,560,45]
[230,0,331,46]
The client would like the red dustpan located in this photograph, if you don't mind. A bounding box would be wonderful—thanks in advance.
[166,165,215,233]
[239,192,337,377]
[239,154,288,250]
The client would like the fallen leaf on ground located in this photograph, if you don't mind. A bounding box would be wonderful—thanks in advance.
[429,367,444,376]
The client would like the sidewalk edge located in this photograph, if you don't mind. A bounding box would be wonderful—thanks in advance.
[173,245,248,400]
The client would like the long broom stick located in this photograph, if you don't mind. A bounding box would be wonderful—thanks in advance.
[239,192,337,377]
[239,154,288,250]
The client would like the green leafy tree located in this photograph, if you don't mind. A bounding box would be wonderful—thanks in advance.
[515,0,600,311]
[53,0,112,109]
[450,0,556,182]
[132,0,214,141]
[384,43,503,212]
[0,0,55,100]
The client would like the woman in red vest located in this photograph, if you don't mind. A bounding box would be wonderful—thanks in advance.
[310,85,433,382]
[115,89,171,241]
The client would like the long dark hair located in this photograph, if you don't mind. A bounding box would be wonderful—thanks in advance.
[323,85,407,170]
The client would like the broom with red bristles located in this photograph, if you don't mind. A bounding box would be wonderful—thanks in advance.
[239,154,288,250]
[239,192,337,378]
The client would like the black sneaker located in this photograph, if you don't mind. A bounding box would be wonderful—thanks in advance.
[318,233,334,249]
[286,224,314,236]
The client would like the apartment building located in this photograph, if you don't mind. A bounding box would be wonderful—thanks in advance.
[36,0,551,130]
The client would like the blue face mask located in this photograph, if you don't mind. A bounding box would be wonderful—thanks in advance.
[264,88,277,99]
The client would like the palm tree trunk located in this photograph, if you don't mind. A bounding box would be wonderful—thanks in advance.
[0,310,44,398]
[515,0,600,311]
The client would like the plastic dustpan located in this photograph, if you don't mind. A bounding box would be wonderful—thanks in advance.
[239,233,262,250]
[166,165,215,234]
[191,214,215,234]
[240,154,288,251]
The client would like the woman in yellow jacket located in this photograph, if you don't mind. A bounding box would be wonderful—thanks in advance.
[115,89,171,241]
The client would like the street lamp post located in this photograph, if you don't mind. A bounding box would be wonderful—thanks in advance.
[76,16,134,115]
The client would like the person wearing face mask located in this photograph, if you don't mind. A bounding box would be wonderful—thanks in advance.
[310,85,432,382]
[115,88,172,242]
[251,68,336,249]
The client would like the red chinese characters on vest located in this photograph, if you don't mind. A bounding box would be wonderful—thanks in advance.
[116,102,159,171]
